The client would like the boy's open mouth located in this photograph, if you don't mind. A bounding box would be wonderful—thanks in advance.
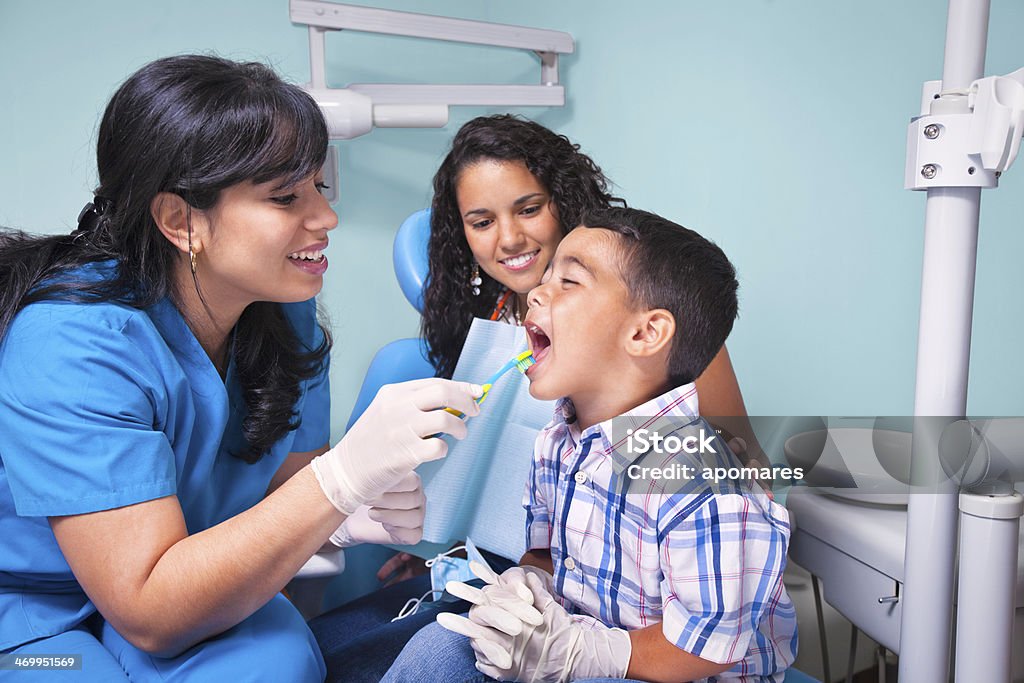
[525,321,551,373]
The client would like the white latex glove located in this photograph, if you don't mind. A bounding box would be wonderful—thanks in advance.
[491,564,556,597]
[311,379,481,514]
[437,562,549,672]
[439,567,632,682]
[462,561,558,629]
[328,472,426,547]
[439,576,542,671]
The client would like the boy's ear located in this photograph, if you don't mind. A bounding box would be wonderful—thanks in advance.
[150,192,206,255]
[625,308,675,358]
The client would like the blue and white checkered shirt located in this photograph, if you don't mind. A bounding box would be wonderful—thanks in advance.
[524,384,797,682]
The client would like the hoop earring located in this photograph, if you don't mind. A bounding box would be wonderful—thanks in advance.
[190,248,197,276]
[469,262,482,296]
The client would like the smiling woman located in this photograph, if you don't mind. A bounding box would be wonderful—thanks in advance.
[456,159,563,317]
[161,175,336,336]
[0,54,481,681]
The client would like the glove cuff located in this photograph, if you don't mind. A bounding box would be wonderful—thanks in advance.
[571,625,632,681]
[311,448,362,515]
[327,520,356,548]
[605,628,633,678]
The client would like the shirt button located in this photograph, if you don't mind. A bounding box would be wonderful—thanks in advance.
[564,556,577,571]
[574,471,588,485]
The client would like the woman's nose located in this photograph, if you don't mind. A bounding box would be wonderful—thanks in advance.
[497,218,526,251]
[309,193,339,233]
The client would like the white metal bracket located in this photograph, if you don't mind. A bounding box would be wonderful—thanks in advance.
[905,68,1024,190]
[289,0,575,139]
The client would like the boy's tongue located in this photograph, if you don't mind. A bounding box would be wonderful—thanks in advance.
[525,323,552,373]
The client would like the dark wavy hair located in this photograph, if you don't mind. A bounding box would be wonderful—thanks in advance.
[0,55,331,463]
[423,114,624,378]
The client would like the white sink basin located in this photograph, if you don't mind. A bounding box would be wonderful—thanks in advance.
[785,428,911,507]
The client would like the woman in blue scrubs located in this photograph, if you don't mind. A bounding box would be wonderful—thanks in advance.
[0,55,481,681]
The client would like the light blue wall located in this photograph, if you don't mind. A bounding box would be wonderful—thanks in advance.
[2,0,1022,433]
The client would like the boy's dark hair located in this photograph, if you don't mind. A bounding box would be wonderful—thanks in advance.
[581,207,738,387]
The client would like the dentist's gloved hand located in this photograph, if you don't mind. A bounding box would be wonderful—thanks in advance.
[328,472,426,547]
[312,379,482,515]
[439,564,632,682]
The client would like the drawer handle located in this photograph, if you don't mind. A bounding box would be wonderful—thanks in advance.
[878,595,900,604]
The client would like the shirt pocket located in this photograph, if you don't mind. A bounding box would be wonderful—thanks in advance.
[615,521,665,626]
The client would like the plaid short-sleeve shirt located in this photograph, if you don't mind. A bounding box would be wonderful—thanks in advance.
[524,384,797,682]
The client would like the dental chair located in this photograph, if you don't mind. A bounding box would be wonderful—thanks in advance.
[345,209,435,431]
[288,209,435,619]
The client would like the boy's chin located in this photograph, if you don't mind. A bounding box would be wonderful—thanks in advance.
[527,379,561,402]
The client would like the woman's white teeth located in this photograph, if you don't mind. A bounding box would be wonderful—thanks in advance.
[502,251,537,268]
[288,250,324,262]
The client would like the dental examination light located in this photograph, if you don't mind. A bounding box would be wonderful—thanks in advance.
[899,1,1024,680]
[289,0,574,140]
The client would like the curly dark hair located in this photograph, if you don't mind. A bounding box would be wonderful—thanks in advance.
[422,115,624,378]
[0,55,331,463]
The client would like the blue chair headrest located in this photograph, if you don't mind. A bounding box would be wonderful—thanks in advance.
[392,208,431,313]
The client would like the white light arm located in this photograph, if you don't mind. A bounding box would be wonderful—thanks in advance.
[969,67,1024,172]
[290,0,575,139]
[906,67,1024,190]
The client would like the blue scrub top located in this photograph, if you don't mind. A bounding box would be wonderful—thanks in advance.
[0,262,331,650]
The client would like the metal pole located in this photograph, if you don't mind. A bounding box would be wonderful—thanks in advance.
[898,1,990,680]
[309,26,328,89]
[954,491,1023,682]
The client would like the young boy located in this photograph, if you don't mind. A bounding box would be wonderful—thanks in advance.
[383,207,796,682]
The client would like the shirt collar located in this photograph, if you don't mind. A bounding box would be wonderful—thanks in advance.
[146,297,236,399]
[551,383,701,460]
